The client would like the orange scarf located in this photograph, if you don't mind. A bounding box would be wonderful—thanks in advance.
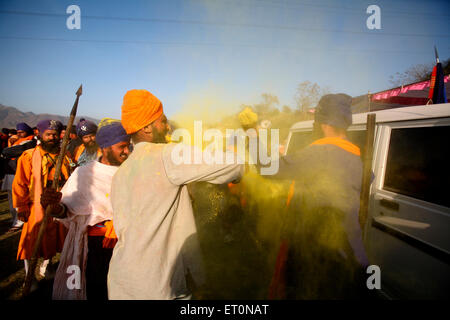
[87,220,118,249]
[31,147,70,223]
[103,220,118,248]
[13,135,34,146]
[9,135,34,159]
[31,148,45,224]
[310,137,360,156]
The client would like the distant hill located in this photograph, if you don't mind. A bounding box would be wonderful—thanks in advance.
[0,104,100,129]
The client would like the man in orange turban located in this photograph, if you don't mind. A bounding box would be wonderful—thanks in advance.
[108,89,244,300]
[121,89,164,137]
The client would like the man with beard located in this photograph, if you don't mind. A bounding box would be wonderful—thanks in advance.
[1,122,36,233]
[73,119,101,167]
[40,119,131,300]
[107,89,243,299]
[13,120,71,282]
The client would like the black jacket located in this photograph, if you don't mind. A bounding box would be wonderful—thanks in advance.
[0,138,37,176]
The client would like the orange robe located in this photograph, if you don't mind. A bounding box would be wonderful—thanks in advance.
[73,144,101,163]
[13,135,34,147]
[13,145,71,260]
[73,144,85,162]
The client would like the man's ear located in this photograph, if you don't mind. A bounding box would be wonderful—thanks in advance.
[142,124,153,135]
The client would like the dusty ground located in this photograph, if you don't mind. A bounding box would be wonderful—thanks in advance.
[0,191,59,300]
[0,184,272,301]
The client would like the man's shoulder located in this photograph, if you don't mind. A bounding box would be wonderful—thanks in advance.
[114,143,165,178]
[14,147,38,173]
[21,147,37,159]
[132,142,167,156]
[74,143,85,157]
[286,143,326,162]
[83,159,116,174]
[283,142,359,171]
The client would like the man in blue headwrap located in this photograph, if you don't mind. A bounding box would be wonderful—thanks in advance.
[1,122,36,232]
[73,119,101,167]
[41,119,131,300]
[16,122,34,139]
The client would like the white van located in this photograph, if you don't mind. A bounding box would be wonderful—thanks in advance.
[284,103,450,299]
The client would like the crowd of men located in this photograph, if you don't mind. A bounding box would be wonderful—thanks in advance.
[0,89,371,300]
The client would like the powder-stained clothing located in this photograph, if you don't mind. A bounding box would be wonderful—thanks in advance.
[108,142,243,300]
[13,146,70,260]
[274,137,368,266]
[52,160,118,300]
[270,137,369,298]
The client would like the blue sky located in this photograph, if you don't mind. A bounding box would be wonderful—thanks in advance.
[0,0,449,121]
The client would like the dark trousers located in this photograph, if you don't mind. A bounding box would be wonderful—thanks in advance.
[284,207,370,299]
[86,236,113,300]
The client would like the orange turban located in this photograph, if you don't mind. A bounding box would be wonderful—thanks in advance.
[121,89,163,134]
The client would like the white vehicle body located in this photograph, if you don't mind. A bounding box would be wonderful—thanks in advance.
[285,103,450,299]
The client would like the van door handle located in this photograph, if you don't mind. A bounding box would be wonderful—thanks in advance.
[379,198,399,211]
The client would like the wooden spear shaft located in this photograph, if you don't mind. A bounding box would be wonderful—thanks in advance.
[22,85,82,298]
[359,113,376,234]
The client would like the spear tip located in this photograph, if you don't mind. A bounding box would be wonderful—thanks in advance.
[71,85,82,116]
[76,85,83,97]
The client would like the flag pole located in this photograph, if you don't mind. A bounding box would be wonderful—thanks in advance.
[434,45,440,63]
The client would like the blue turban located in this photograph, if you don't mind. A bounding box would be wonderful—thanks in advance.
[36,119,63,135]
[16,122,33,134]
[314,93,353,129]
[96,121,130,149]
[76,119,98,137]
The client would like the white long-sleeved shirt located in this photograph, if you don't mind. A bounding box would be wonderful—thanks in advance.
[53,160,118,300]
[107,142,243,299]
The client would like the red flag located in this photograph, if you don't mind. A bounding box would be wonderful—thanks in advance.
[428,65,437,100]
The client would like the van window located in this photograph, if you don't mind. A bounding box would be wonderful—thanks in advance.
[286,131,313,155]
[383,126,450,208]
